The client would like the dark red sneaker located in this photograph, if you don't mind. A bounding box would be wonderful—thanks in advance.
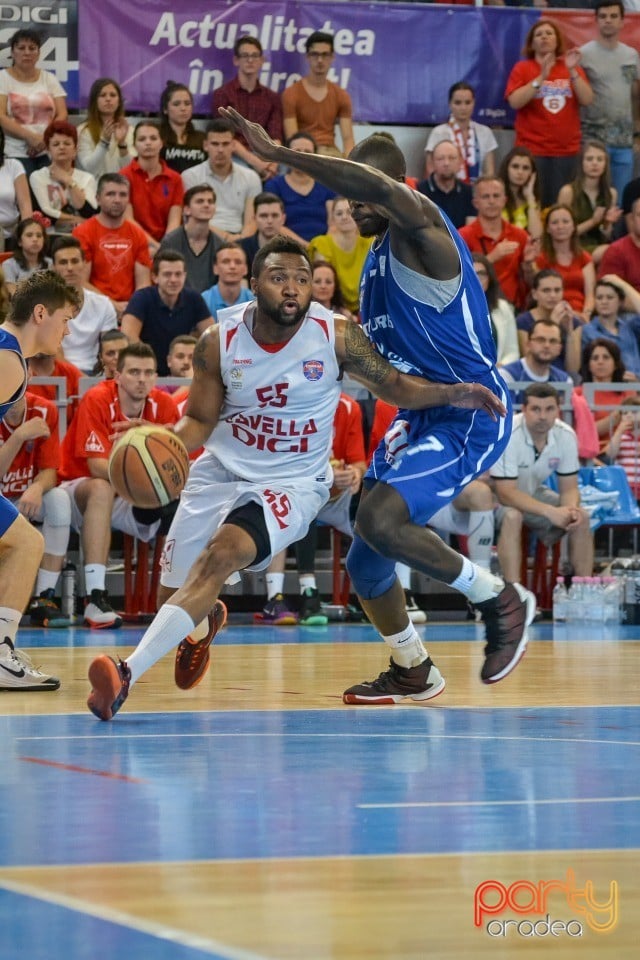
[475,583,536,684]
[343,656,445,704]
[87,655,131,720]
[174,600,227,690]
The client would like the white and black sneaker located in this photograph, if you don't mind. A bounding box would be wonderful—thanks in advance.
[343,656,445,705]
[0,638,60,691]
[84,590,123,630]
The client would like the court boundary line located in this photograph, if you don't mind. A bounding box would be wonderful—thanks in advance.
[0,877,269,960]
[359,797,640,809]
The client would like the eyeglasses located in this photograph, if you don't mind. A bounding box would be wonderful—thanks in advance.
[307,51,333,59]
[237,52,262,61]
[529,336,562,345]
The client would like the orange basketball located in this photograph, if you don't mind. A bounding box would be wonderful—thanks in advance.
[108,426,190,508]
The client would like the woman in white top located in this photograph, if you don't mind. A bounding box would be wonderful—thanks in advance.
[76,77,134,178]
[0,127,32,245]
[472,253,520,365]
[30,121,98,232]
[424,82,497,184]
[0,28,67,176]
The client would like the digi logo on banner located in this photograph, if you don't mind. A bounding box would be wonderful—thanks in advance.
[0,0,79,99]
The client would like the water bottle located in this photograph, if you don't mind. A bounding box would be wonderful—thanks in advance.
[552,577,567,622]
[566,576,583,623]
[586,577,605,623]
[61,562,76,619]
[603,577,621,624]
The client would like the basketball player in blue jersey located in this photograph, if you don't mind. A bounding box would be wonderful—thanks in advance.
[221,108,537,701]
[0,272,79,691]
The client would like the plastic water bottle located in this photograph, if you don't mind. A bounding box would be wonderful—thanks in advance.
[566,576,583,623]
[603,577,621,624]
[552,577,567,622]
[61,562,76,619]
[585,577,605,623]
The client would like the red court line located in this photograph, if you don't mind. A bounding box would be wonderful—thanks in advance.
[19,756,146,783]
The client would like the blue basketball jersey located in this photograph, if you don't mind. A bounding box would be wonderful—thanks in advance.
[0,329,27,419]
[359,209,506,396]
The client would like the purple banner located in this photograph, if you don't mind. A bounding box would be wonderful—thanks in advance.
[79,1,540,125]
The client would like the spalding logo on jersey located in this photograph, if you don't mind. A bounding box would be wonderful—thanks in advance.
[303,360,324,381]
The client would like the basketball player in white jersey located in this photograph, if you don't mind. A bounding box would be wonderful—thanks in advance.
[86,236,505,720]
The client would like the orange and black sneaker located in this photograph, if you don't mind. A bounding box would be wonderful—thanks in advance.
[87,655,131,720]
[174,600,227,690]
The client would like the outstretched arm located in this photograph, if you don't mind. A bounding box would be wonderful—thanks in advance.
[220,106,435,233]
[335,316,506,420]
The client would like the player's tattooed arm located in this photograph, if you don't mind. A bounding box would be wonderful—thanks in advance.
[174,326,225,450]
[334,315,506,418]
[341,317,391,385]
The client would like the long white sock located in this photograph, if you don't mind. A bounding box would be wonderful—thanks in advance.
[450,556,503,603]
[126,604,195,687]
[85,564,106,594]
[382,623,428,668]
[299,574,316,593]
[36,569,60,594]
[265,572,284,600]
[0,606,21,646]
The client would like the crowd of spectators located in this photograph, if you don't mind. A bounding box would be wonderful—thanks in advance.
[2,6,640,632]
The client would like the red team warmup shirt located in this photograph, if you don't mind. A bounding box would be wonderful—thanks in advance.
[0,392,60,497]
[28,357,83,424]
[60,380,179,481]
[332,393,366,464]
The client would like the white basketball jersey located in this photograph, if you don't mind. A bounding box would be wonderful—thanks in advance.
[207,301,342,482]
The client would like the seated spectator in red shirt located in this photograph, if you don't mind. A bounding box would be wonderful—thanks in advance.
[534,205,595,320]
[598,196,640,294]
[0,391,72,627]
[212,36,283,181]
[59,342,179,629]
[121,122,184,252]
[73,173,152,318]
[459,176,536,308]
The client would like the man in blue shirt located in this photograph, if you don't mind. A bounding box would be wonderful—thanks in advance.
[121,251,212,375]
[201,242,255,319]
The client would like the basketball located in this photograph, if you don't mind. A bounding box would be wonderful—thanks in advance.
[108,426,190,508]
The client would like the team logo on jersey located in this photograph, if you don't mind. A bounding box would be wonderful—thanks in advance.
[548,457,560,471]
[84,430,105,453]
[230,368,243,390]
[303,360,324,381]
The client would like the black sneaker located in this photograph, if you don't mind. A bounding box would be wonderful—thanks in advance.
[299,587,328,626]
[84,590,122,629]
[29,589,73,628]
[475,583,536,684]
[343,657,446,704]
[87,655,131,720]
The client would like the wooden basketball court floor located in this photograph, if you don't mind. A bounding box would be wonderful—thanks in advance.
[1,616,639,960]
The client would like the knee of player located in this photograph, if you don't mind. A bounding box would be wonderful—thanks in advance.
[355,505,403,556]
[42,487,72,526]
[500,507,523,531]
[86,477,116,508]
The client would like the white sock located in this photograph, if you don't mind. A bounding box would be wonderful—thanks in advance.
[382,623,428,669]
[395,563,412,590]
[126,603,195,687]
[0,606,21,646]
[265,572,284,600]
[299,574,316,593]
[85,564,106,594]
[450,556,503,603]
[35,569,60,594]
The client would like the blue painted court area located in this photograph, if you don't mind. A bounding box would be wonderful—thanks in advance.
[16,619,640,649]
[0,887,230,960]
[1,706,639,869]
